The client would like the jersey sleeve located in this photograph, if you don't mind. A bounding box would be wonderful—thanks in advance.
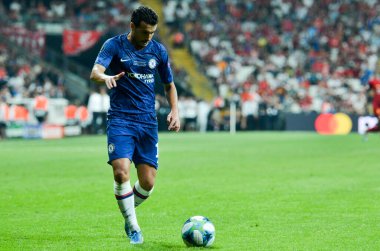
[94,39,116,68]
[158,44,173,84]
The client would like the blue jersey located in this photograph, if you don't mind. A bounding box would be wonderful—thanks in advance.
[94,33,173,124]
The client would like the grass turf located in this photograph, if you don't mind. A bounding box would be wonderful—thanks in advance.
[0,132,379,250]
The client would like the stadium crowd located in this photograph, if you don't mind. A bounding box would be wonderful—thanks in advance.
[0,41,66,100]
[1,0,380,134]
[164,0,380,129]
[0,0,196,133]
[0,0,139,32]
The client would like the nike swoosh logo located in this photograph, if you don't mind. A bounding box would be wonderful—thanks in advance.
[120,58,130,62]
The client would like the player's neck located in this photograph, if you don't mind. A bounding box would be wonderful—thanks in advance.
[127,33,144,50]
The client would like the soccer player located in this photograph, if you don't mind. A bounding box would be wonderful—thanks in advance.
[365,75,380,134]
[90,6,180,244]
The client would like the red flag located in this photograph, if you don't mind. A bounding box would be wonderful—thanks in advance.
[63,29,102,55]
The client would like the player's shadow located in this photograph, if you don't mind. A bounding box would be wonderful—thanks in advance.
[156,241,220,250]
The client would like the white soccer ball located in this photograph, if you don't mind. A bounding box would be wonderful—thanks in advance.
[181,216,215,247]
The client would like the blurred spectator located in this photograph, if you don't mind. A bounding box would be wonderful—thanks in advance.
[33,90,49,124]
[240,83,261,130]
[87,86,109,134]
[0,95,8,138]
[183,95,198,131]
[76,104,90,134]
[9,104,29,124]
[196,98,210,133]
[64,103,78,126]
[172,30,185,48]
[365,73,380,133]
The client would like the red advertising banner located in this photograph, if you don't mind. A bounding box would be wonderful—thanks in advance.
[0,27,45,56]
[63,29,102,55]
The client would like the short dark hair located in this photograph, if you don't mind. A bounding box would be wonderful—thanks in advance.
[131,6,158,27]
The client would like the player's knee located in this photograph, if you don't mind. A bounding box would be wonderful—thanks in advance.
[114,169,129,183]
[112,160,130,183]
[139,177,155,191]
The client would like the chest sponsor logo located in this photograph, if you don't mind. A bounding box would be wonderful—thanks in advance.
[126,72,155,84]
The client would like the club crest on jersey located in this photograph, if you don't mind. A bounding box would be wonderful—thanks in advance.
[108,143,115,154]
[148,58,157,69]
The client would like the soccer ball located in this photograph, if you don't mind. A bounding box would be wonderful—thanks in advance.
[181,216,215,247]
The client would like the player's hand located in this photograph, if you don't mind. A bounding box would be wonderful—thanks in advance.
[167,111,180,132]
[105,72,125,89]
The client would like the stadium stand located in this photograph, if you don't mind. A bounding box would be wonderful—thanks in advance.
[0,0,379,134]
[164,0,380,130]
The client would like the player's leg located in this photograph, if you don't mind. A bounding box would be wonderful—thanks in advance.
[133,125,158,207]
[366,105,380,133]
[107,122,143,244]
[366,124,380,132]
[134,164,156,207]
[111,158,140,230]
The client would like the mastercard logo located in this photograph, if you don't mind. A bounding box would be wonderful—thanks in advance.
[314,113,352,135]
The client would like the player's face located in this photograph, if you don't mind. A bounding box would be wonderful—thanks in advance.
[131,21,157,49]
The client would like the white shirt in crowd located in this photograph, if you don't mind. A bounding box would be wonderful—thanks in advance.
[241,92,261,117]
[87,91,110,113]
[184,97,198,119]
[197,100,210,132]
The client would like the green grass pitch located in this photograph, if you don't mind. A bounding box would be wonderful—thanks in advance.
[0,132,379,250]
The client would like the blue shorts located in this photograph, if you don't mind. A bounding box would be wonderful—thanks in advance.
[106,117,158,169]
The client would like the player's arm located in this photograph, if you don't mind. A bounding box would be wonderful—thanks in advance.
[164,82,180,132]
[90,64,125,89]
